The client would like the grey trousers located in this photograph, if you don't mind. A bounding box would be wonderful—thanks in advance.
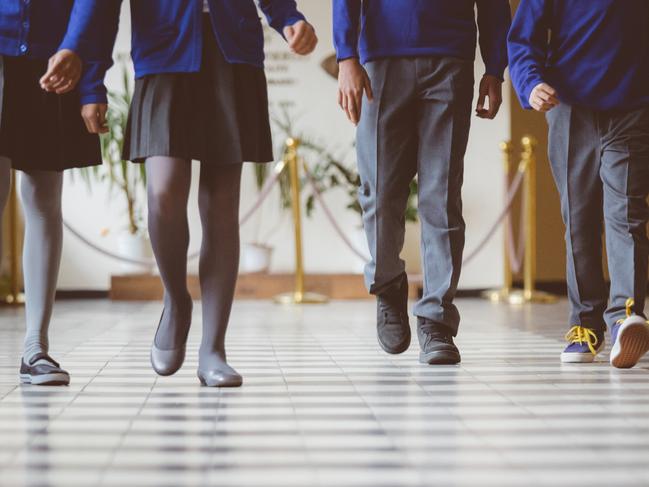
[546,104,649,330]
[357,56,474,334]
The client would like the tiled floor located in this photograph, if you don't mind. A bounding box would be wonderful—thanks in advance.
[1,298,649,487]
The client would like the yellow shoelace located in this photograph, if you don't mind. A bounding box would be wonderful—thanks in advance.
[564,326,599,355]
[616,298,636,325]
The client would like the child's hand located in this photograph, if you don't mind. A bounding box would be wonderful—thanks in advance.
[81,103,109,134]
[529,83,560,112]
[337,58,373,126]
[284,21,318,55]
[476,75,503,119]
[40,49,82,95]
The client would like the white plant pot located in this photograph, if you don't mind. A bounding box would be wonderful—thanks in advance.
[116,232,154,275]
[239,243,273,274]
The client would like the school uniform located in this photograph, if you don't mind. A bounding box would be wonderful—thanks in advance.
[333,0,511,335]
[0,0,106,171]
[508,0,649,329]
[96,0,306,165]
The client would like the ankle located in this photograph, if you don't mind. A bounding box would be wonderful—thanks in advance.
[22,343,48,364]
[165,295,193,315]
[377,273,407,296]
[417,317,454,336]
[199,348,226,361]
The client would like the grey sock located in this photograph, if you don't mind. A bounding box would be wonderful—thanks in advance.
[20,170,63,364]
[145,157,194,350]
[197,163,242,374]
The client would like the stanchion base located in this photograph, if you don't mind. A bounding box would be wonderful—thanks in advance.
[482,288,558,305]
[1,293,25,306]
[482,288,515,303]
[274,292,329,305]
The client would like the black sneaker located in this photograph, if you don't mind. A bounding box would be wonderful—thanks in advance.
[20,353,70,386]
[376,273,411,354]
[417,318,461,365]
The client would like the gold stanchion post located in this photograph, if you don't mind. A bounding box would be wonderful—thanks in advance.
[483,141,515,302]
[519,136,556,303]
[4,170,24,305]
[484,137,557,305]
[274,138,328,305]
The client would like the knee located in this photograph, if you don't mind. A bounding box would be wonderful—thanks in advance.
[198,180,241,219]
[604,201,649,237]
[148,184,184,217]
[565,219,604,254]
[357,182,374,215]
[564,200,604,234]
[200,196,240,230]
[357,189,373,218]
[418,197,464,232]
[20,178,62,219]
[361,181,403,218]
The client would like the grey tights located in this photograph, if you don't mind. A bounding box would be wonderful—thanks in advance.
[145,157,242,374]
[0,158,10,263]
[0,162,63,364]
[21,171,64,363]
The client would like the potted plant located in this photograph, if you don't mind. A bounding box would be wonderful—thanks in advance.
[77,58,153,274]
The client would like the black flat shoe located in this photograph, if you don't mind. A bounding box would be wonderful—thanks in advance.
[151,307,191,377]
[198,368,243,388]
[376,273,411,354]
[417,318,461,365]
[198,353,243,388]
[20,353,70,386]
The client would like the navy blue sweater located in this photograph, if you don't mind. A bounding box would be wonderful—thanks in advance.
[94,0,305,79]
[333,0,511,79]
[508,0,649,111]
[0,0,107,104]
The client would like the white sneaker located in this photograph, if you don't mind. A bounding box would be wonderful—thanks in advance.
[610,300,649,369]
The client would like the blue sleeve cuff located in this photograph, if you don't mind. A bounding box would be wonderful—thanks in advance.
[58,37,81,55]
[259,1,306,36]
[80,93,108,105]
[78,62,109,106]
[485,65,506,82]
[336,49,359,63]
[283,12,306,28]
[520,76,545,110]
[59,36,99,63]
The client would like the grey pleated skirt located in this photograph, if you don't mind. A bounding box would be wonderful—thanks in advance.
[0,55,102,171]
[123,14,274,165]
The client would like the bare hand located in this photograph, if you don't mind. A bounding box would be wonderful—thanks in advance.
[337,58,373,125]
[81,104,109,134]
[283,21,318,55]
[40,49,82,94]
[476,75,503,119]
[529,83,560,112]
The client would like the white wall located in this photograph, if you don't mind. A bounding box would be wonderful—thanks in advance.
[57,0,508,290]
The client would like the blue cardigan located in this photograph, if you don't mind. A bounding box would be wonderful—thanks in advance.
[332,0,511,80]
[97,0,306,79]
[0,0,107,104]
[508,0,649,111]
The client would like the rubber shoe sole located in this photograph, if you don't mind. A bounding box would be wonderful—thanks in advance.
[419,349,461,365]
[560,339,605,364]
[611,317,649,369]
[198,373,243,388]
[20,372,69,386]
